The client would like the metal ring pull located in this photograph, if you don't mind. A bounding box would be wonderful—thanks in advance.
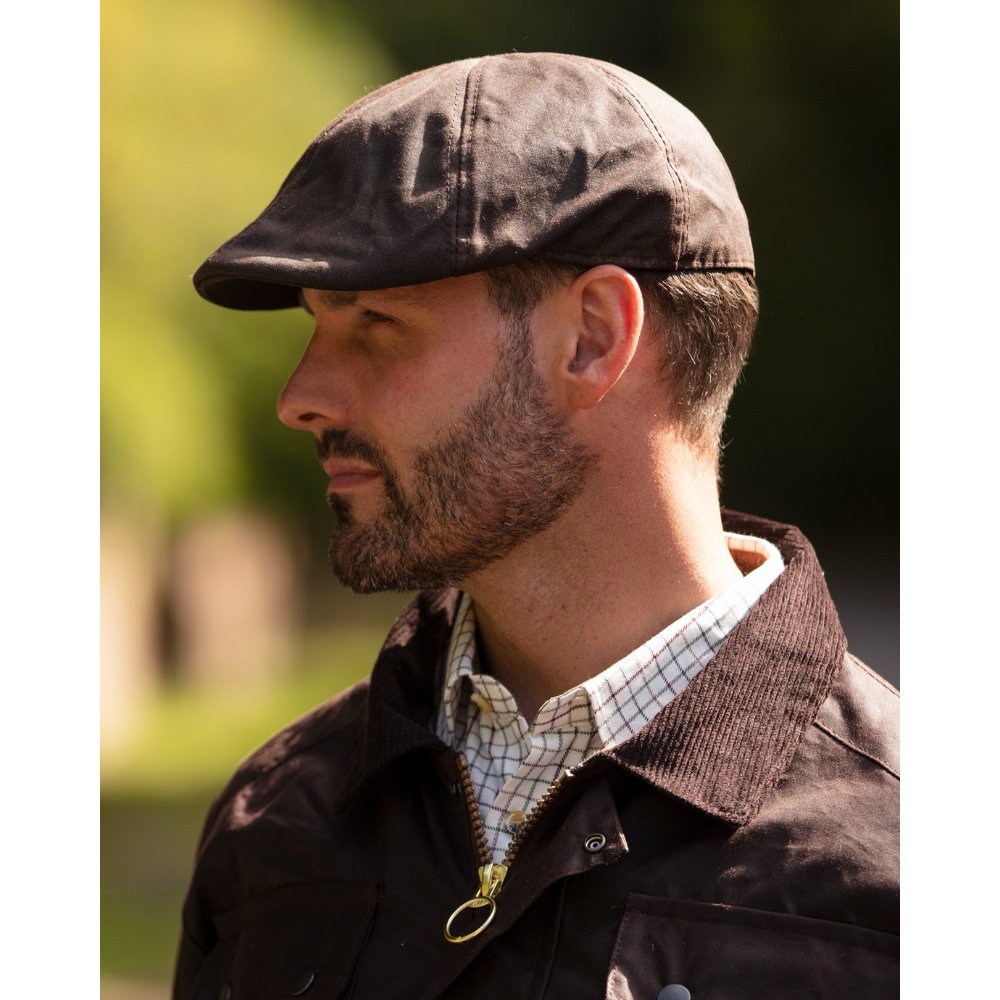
[443,895,498,943]
[444,862,508,943]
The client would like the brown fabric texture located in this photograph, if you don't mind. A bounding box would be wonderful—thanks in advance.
[173,512,899,999]
[193,53,754,310]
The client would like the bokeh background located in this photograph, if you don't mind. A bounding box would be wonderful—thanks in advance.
[101,2,898,996]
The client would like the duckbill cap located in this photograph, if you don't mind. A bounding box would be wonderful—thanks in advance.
[193,52,754,310]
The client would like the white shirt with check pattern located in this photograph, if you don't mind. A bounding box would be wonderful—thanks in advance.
[435,532,785,863]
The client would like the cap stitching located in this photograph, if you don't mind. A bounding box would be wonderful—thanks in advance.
[447,71,464,274]
[587,63,690,266]
[541,251,754,270]
[455,61,484,273]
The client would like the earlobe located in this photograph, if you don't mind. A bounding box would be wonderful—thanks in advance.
[563,266,644,410]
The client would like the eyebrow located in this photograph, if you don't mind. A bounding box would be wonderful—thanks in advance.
[298,289,360,315]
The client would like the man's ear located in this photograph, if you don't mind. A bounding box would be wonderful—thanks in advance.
[560,265,644,410]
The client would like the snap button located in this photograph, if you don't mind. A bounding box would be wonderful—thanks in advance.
[218,985,232,1000]
[506,809,526,831]
[290,967,316,995]
[657,986,691,1000]
[583,833,606,852]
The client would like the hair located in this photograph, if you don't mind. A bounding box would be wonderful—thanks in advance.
[484,260,759,457]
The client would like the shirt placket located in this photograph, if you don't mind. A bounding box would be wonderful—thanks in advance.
[485,704,594,860]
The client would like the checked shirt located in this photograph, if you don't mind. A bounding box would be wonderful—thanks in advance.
[436,532,785,862]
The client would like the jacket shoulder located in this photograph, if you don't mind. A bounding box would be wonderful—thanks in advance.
[200,678,372,836]
[814,652,899,778]
[242,676,369,775]
[748,653,899,936]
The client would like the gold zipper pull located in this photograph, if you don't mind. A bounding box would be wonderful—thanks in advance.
[443,862,508,943]
[479,861,507,898]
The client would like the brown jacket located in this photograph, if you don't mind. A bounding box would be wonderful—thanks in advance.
[174,512,899,999]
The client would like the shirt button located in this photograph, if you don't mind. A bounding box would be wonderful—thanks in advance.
[657,986,691,1000]
[505,809,526,831]
[290,968,316,995]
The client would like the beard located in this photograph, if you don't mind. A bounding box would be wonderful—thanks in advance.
[318,320,595,593]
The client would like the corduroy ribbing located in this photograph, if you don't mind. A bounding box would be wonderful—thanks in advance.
[604,512,845,824]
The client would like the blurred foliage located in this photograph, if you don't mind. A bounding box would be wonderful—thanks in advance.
[101,0,396,525]
[101,626,385,795]
[103,790,209,983]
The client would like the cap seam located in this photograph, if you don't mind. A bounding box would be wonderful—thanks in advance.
[317,68,445,141]
[447,70,465,275]
[588,62,690,266]
[455,60,484,273]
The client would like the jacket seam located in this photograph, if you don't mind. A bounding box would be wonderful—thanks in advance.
[537,879,568,999]
[848,652,899,696]
[625,902,898,948]
[812,719,899,779]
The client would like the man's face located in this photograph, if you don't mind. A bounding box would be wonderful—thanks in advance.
[278,275,593,592]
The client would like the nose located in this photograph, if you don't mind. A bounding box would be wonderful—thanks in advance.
[276,333,352,432]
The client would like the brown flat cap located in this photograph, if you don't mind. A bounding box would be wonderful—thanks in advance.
[194,53,754,310]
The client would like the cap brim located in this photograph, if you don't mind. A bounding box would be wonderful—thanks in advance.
[193,255,347,310]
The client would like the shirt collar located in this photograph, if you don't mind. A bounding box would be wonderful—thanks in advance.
[436,532,784,751]
[437,592,477,746]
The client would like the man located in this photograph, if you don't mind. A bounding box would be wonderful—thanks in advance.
[175,53,898,999]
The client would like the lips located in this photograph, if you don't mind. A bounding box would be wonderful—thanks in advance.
[322,459,382,492]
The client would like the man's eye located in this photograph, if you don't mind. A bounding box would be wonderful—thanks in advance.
[360,309,395,325]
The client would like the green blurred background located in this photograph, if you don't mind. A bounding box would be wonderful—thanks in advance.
[101,1,898,995]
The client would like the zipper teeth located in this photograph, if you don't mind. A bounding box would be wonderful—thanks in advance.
[456,753,491,867]
[456,752,571,872]
[503,770,570,866]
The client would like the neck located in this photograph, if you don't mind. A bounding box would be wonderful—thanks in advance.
[459,441,742,721]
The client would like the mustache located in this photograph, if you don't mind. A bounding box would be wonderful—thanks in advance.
[316,428,393,476]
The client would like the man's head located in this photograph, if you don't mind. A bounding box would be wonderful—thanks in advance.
[195,53,759,589]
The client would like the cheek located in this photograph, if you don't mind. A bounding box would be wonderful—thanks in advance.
[373,355,495,444]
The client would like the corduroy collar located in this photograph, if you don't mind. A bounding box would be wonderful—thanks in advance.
[339,511,846,825]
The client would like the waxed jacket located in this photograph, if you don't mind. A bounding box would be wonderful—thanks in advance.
[173,512,899,999]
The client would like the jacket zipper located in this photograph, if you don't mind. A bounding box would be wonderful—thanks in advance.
[443,752,569,943]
